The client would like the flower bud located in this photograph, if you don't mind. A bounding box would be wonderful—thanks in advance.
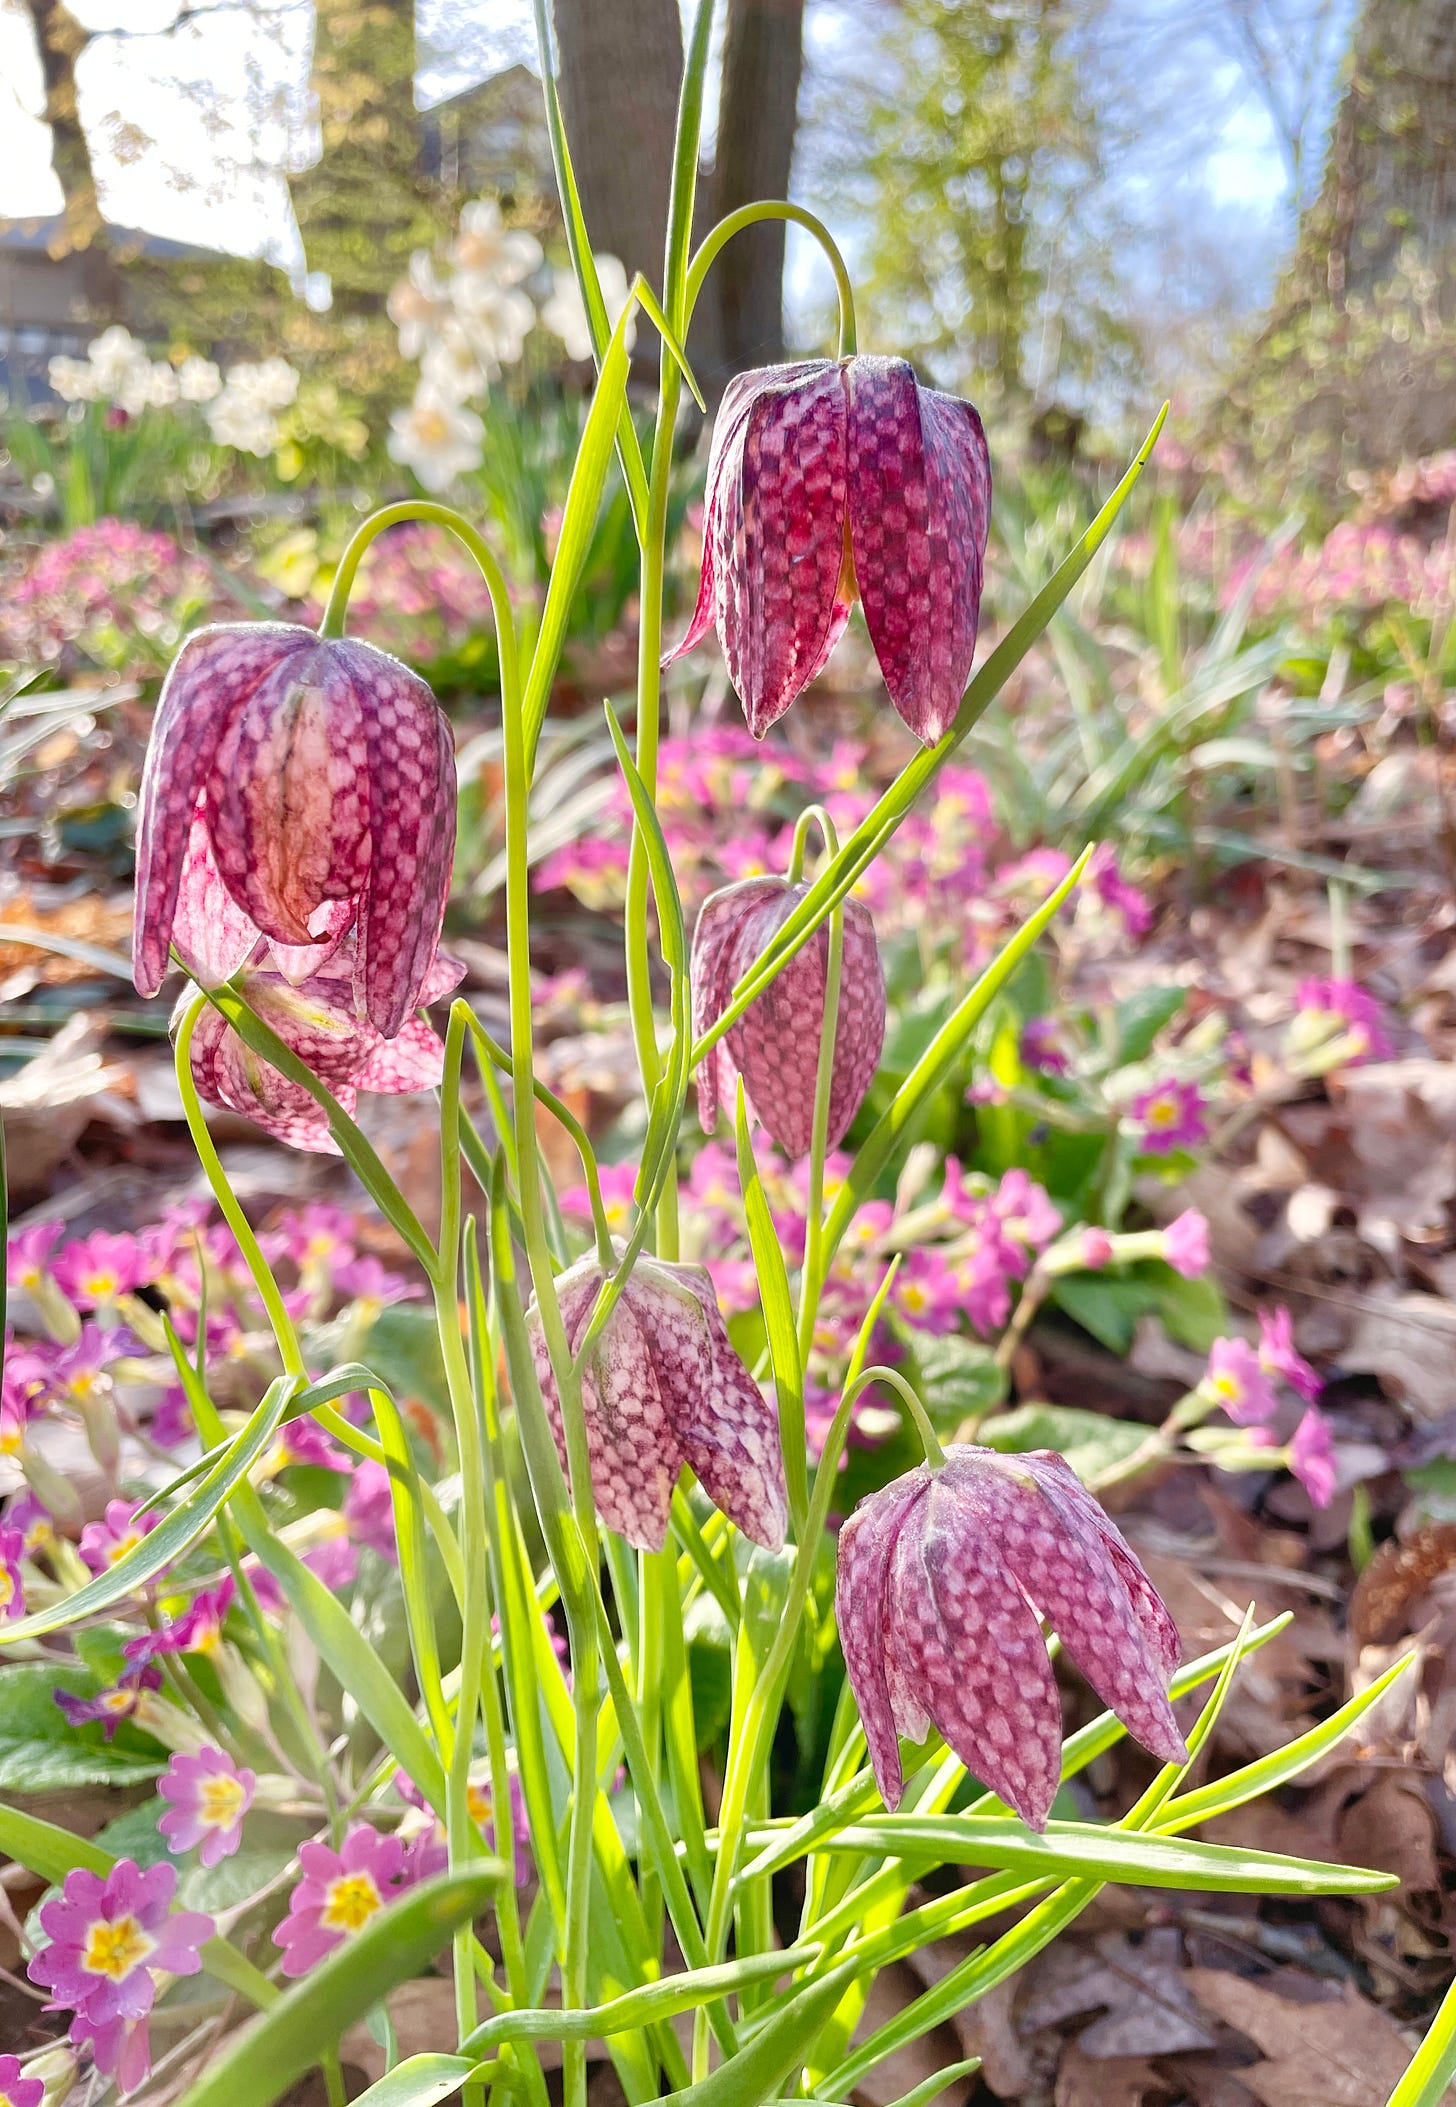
[692,876,886,1159]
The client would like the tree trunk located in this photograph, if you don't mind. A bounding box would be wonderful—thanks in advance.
[21,0,117,308]
[289,0,439,314]
[551,0,684,286]
[709,0,806,376]
[1304,0,1456,300]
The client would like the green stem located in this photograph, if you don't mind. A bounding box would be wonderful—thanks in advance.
[320,501,508,644]
[684,203,857,356]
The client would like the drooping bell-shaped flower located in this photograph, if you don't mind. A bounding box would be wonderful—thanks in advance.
[177,939,463,1153]
[836,1445,1186,1828]
[134,622,457,1038]
[667,356,991,744]
[526,1251,787,1553]
[692,876,886,1159]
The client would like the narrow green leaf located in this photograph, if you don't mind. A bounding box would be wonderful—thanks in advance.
[0,1801,277,2009]
[460,1946,820,2055]
[657,1959,863,2107]
[734,1084,807,1535]
[349,2058,480,2107]
[805,1816,1393,1895]
[230,1490,449,1818]
[0,1376,298,1644]
[1385,1970,1456,2106]
[181,1868,503,2107]
[522,316,633,766]
[883,2059,982,2107]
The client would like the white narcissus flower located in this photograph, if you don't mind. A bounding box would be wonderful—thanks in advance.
[205,393,279,457]
[419,317,488,403]
[450,275,534,373]
[85,324,150,398]
[388,249,451,361]
[387,384,485,492]
[451,198,543,286]
[48,354,100,402]
[223,357,300,413]
[176,355,222,404]
[540,255,635,363]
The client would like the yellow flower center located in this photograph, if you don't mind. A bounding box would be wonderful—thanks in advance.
[1144,1096,1178,1130]
[0,1570,14,1610]
[83,1269,120,1299]
[0,1422,20,1457]
[107,1531,143,1566]
[1211,1373,1241,1404]
[83,1914,155,1981]
[416,409,451,447]
[321,1872,382,1934]
[466,1782,493,1830]
[102,1689,135,1714]
[199,1773,246,1831]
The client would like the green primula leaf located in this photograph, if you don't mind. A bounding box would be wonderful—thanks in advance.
[0,1662,163,1788]
[1112,986,1187,1063]
[1048,1269,1147,1353]
[1149,1262,1225,1352]
[910,1332,1008,1429]
[978,1401,1150,1485]
[181,1868,504,2107]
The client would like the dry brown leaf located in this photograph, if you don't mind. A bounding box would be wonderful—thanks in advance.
[1055,2043,1163,2107]
[0,891,134,984]
[1185,1970,1415,2106]
[1335,1767,1441,1901]
[1350,1524,1456,1646]
[1019,1930,1216,2059]
[1343,1291,1456,1422]
[848,1959,980,2107]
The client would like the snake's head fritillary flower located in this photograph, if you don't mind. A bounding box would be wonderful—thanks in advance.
[527,1251,787,1554]
[274,1823,405,1977]
[835,1445,1186,1828]
[133,622,457,1038]
[1202,1336,1279,1426]
[1257,1306,1322,1403]
[1161,1208,1210,1279]
[692,876,886,1159]
[27,1859,213,2094]
[158,1746,256,1867]
[177,940,463,1153]
[667,356,991,744]
[1129,1079,1207,1156]
[0,2054,44,2107]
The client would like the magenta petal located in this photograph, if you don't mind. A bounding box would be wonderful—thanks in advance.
[208,636,371,947]
[847,358,991,745]
[834,1472,928,1810]
[904,1475,1065,1829]
[170,806,263,986]
[726,365,849,737]
[690,877,786,1137]
[353,1015,447,1093]
[268,898,357,985]
[133,624,303,995]
[348,644,458,1038]
[720,881,886,1159]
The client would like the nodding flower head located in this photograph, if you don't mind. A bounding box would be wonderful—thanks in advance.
[133,622,457,1038]
[175,939,463,1153]
[835,1445,1186,1828]
[667,356,991,745]
[691,876,886,1159]
[527,1251,787,1554]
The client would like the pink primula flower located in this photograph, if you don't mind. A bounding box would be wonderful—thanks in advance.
[1257,1306,1322,1403]
[1289,1406,1336,1508]
[27,1858,213,2094]
[274,1824,405,1977]
[1161,1209,1210,1279]
[78,1499,159,1576]
[0,2054,44,2107]
[1292,976,1393,1066]
[1204,1337,1279,1426]
[0,1526,25,1624]
[158,1746,257,1867]
[1130,1080,1207,1156]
